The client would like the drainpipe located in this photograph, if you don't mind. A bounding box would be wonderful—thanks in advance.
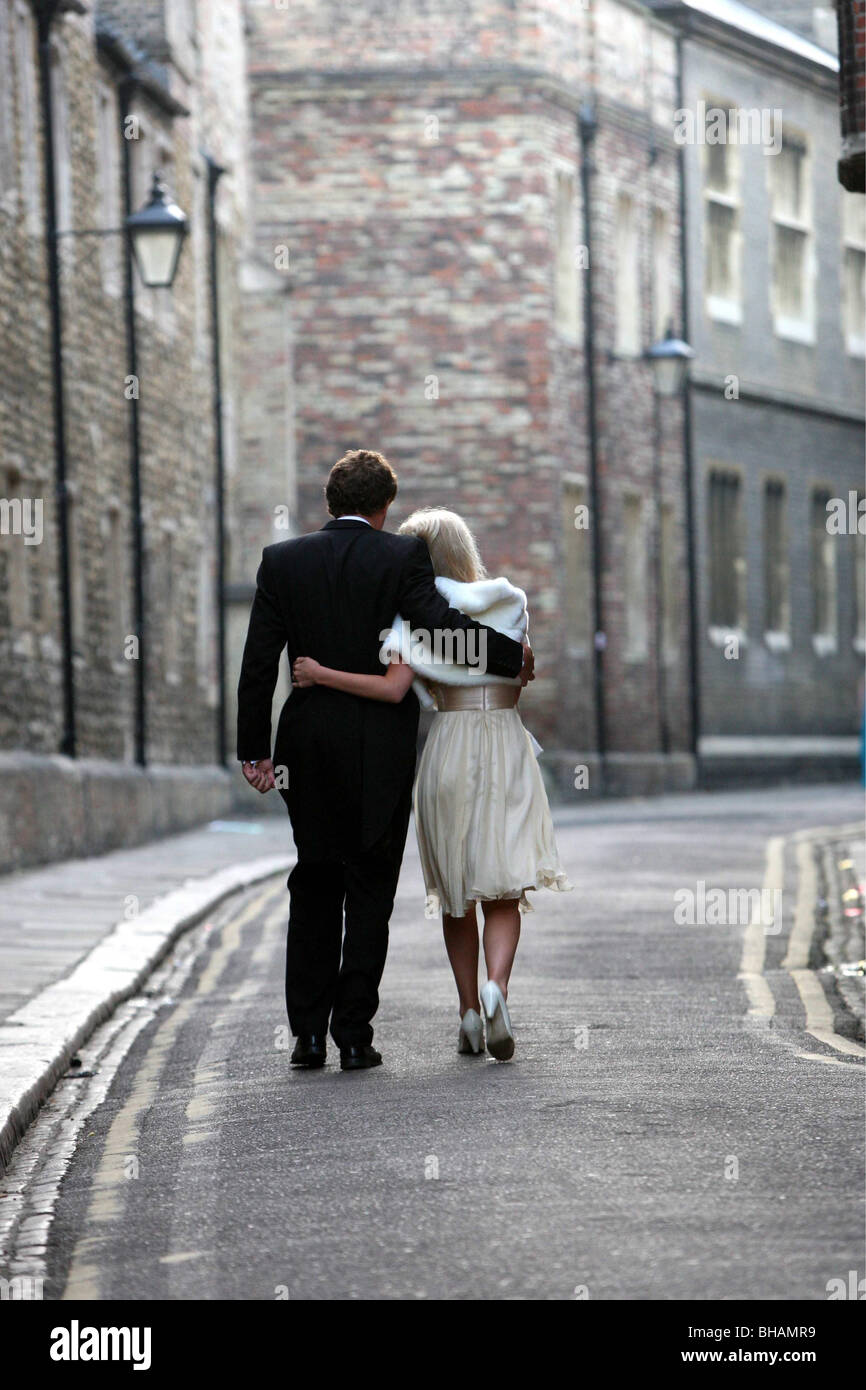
[674,33,701,762]
[33,0,77,757]
[204,155,228,766]
[578,100,607,774]
[118,76,147,766]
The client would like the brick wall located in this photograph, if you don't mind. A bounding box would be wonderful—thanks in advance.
[243,0,691,764]
[837,0,866,190]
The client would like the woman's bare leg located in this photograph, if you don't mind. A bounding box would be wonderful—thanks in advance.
[443,906,480,1015]
[481,898,521,997]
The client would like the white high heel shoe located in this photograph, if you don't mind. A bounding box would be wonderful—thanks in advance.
[480,981,515,1061]
[457,1008,485,1055]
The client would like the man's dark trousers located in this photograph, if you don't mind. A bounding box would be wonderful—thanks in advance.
[283,776,413,1049]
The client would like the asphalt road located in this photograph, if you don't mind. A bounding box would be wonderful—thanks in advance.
[6,784,865,1301]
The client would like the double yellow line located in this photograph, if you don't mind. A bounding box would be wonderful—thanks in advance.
[739,827,865,1061]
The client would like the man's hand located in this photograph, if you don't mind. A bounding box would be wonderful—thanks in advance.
[241,757,276,794]
[519,641,535,688]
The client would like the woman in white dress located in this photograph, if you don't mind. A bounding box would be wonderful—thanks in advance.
[292,509,570,1061]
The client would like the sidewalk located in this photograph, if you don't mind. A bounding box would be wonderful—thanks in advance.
[0,815,293,1171]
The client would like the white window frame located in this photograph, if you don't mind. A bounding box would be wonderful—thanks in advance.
[15,1,40,234]
[95,79,122,297]
[623,490,649,662]
[702,103,742,326]
[553,164,581,342]
[0,0,15,204]
[652,206,673,340]
[49,39,73,235]
[614,189,641,357]
[769,134,815,346]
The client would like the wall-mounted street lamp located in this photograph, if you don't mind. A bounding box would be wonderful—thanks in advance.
[46,167,189,767]
[645,322,695,398]
[126,172,188,289]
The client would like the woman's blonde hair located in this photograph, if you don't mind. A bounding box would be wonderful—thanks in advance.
[399,507,487,583]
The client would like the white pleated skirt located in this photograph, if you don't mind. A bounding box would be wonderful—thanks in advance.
[413,704,572,919]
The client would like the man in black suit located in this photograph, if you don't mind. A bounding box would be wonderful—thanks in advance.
[237,450,530,1070]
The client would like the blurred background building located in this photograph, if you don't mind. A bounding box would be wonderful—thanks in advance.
[244,0,695,798]
[0,0,863,872]
[651,0,865,784]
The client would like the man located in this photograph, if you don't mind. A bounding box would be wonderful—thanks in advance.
[236,449,531,1070]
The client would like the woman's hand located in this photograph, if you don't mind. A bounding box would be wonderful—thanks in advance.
[292,656,322,687]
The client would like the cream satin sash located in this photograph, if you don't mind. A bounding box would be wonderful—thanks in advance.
[432,685,520,712]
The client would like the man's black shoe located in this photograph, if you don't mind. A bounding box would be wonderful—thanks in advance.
[290,1034,326,1068]
[340,1044,382,1071]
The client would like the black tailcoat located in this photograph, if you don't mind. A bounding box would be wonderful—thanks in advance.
[236,519,524,858]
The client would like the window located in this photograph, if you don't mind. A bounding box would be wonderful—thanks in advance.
[107,505,127,664]
[161,529,180,683]
[67,487,85,653]
[770,138,813,343]
[554,169,580,339]
[612,192,640,355]
[49,42,72,233]
[615,193,640,355]
[708,470,745,632]
[652,208,672,339]
[96,82,122,295]
[562,478,592,656]
[810,488,837,654]
[129,116,152,211]
[0,1,15,199]
[15,2,39,232]
[196,531,217,701]
[842,192,865,358]
[659,502,678,664]
[191,163,208,358]
[2,465,31,631]
[623,493,648,660]
[703,124,740,323]
[763,480,789,644]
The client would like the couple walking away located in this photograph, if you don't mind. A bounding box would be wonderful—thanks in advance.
[237,449,570,1070]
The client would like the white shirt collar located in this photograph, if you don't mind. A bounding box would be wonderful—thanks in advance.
[337,514,371,525]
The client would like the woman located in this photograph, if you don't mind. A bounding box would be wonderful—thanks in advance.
[292,508,570,1061]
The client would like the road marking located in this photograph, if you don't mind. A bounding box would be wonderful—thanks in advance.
[790,968,866,1059]
[782,839,817,971]
[794,1051,862,1069]
[61,879,282,1300]
[738,835,783,1021]
[739,826,865,1062]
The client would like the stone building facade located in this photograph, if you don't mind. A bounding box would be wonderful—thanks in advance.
[243,0,696,796]
[0,0,252,869]
[651,0,865,781]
